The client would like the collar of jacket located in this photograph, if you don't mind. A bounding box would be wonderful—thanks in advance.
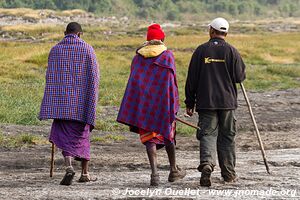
[64,34,80,39]
[210,37,225,42]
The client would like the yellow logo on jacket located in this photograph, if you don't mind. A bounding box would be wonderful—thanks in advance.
[204,57,225,64]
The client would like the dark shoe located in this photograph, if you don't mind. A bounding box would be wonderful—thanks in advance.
[168,166,186,182]
[150,174,160,186]
[60,166,75,186]
[200,165,212,187]
[223,175,237,183]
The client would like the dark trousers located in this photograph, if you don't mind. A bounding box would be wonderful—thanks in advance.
[197,110,236,180]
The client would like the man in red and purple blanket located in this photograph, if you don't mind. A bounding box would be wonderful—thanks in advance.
[39,22,99,185]
[117,24,186,186]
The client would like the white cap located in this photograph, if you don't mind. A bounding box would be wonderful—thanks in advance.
[209,17,229,33]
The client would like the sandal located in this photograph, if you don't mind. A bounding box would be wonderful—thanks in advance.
[78,174,98,183]
[60,166,75,186]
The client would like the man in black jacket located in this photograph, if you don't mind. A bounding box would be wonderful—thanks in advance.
[185,17,246,187]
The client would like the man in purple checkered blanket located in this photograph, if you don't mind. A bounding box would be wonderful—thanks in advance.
[39,22,99,185]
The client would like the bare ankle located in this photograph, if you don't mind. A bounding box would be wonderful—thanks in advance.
[170,166,177,172]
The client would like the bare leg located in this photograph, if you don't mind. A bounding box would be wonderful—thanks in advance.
[146,142,160,186]
[165,143,177,172]
[77,159,93,183]
[146,143,158,175]
[64,156,72,167]
[166,143,186,182]
[81,160,89,175]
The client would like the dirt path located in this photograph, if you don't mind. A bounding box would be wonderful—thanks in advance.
[0,89,299,199]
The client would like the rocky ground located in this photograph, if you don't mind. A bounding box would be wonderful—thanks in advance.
[1,11,300,41]
[0,89,299,199]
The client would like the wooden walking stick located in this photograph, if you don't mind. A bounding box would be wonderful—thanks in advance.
[50,142,55,177]
[176,117,200,130]
[240,83,270,174]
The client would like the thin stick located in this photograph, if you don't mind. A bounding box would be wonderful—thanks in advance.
[175,117,200,130]
[50,142,55,177]
[240,83,270,174]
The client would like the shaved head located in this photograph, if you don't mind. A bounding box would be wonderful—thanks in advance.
[65,22,83,34]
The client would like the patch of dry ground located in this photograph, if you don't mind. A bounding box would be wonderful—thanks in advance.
[0,89,299,199]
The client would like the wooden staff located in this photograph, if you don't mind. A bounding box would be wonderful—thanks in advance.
[50,142,55,177]
[240,83,270,174]
[176,117,200,130]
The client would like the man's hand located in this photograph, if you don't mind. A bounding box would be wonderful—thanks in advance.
[186,107,194,117]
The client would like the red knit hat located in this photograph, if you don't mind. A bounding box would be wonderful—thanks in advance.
[147,23,165,41]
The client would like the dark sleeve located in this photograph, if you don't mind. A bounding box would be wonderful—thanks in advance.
[184,48,200,109]
[233,49,246,83]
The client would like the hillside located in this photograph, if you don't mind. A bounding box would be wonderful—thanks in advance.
[0,0,300,21]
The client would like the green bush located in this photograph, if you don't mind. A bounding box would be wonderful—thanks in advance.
[1,0,300,20]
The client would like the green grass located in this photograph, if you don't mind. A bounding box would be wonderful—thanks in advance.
[0,132,4,144]
[0,82,44,125]
[94,118,127,132]
[266,64,300,77]
[91,134,126,143]
[244,64,300,91]
[0,133,48,148]
[176,123,197,136]
[91,136,107,143]
[25,52,49,66]
[0,24,299,127]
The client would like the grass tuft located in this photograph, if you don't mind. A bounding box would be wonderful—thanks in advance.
[0,133,48,148]
[94,118,127,132]
[91,136,106,143]
[91,134,126,143]
[105,134,126,141]
[25,52,48,66]
[176,123,197,136]
[266,65,300,77]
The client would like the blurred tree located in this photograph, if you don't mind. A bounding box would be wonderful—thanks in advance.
[1,0,300,20]
[4,0,25,8]
[89,0,112,14]
[34,0,56,9]
[0,0,6,6]
[228,3,238,15]
[266,0,280,5]
[213,0,228,12]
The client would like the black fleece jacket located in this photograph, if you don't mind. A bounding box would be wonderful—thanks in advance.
[185,38,246,111]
